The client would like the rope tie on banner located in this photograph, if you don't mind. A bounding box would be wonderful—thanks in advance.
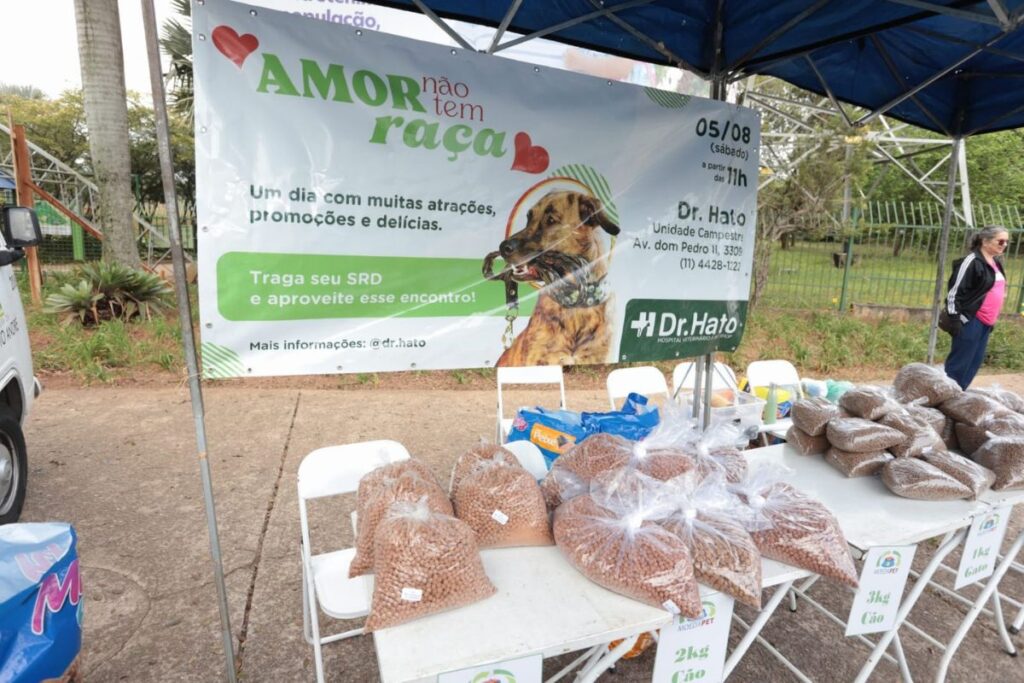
[482,250,519,349]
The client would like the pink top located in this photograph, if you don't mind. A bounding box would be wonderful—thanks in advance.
[976,262,1006,326]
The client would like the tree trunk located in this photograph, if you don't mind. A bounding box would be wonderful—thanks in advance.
[74,0,140,267]
[750,235,774,308]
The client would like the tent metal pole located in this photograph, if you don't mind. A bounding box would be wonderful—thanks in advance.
[140,2,238,680]
[410,0,473,50]
[958,140,975,228]
[927,136,963,364]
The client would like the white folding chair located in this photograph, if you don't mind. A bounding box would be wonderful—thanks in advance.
[496,366,567,443]
[606,366,670,409]
[501,439,549,480]
[671,361,739,396]
[298,440,410,683]
[745,359,804,399]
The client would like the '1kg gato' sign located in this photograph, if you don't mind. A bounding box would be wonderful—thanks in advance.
[193,0,759,377]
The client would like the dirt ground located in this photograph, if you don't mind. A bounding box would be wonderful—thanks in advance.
[18,371,1024,682]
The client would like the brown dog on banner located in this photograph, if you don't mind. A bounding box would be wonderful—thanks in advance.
[493,190,620,366]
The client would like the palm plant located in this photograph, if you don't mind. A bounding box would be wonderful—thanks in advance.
[161,0,194,122]
[44,263,173,325]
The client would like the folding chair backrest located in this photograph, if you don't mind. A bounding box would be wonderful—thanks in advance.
[501,440,549,480]
[672,362,738,397]
[496,366,567,432]
[297,440,411,502]
[745,360,803,398]
[606,366,670,409]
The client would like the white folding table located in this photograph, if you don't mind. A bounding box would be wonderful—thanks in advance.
[372,545,810,683]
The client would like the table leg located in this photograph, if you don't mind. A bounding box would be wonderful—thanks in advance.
[544,646,601,683]
[890,632,912,683]
[990,590,1017,657]
[723,580,795,678]
[853,529,967,683]
[932,528,1024,683]
[575,634,639,683]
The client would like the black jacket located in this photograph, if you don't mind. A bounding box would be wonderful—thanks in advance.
[946,249,1005,320]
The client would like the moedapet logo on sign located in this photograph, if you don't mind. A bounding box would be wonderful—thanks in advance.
[470,670,516,683]
[874,550,901,575]
[677,600,717,632]
[979,513,1000,534]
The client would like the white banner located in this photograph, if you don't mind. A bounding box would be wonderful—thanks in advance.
[194,1,759,378]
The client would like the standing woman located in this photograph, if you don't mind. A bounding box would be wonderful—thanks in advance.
[944,225,1011,389]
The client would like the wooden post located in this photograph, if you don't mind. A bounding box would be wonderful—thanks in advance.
[8,122,42,305]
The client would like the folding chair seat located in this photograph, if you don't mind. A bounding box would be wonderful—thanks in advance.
[298,440,410,683]
[606,366,670,409]
[745,359,804,399]
[501,439,549,480]
[496,366,567,443]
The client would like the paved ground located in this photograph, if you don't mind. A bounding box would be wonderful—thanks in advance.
[19,374,1024,682]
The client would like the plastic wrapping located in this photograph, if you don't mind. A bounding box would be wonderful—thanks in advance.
[659,475,763,608]
[881,459,972,500]
[356,458,440,508]
[880,411,945,458]
[449,440,519,499]
[839,386,900,420]
[625,402,701,481]
[0,523,81,683]
[553,492,702,617]
[940,416,960,451]
[973,436,1024,490]
[893,363,962,406]
[453,458,552,548]
[921,448,995,499]
[365,500,496,631]
[825,447,893,477]
[954,422,989,456]
[826,417,907,453]
[939,392,1009,427]
[350,467,453,577]
[982,412,1024,437]
[540,433,632,508]
[903,403,947,435]
[969,385,1024,414]
[791,397,839,437]
[787,426,829,455]
[731,470,858,587]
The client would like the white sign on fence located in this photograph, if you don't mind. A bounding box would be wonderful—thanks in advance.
[193,0,759,378]
[437,653,541,683]
[956,505,1012,590]
[846,545,917,637]
[652,593,735,683]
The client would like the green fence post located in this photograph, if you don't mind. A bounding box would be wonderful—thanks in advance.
[71,223,85,261]
[1016,257,1024,315]
[838,236,854,312]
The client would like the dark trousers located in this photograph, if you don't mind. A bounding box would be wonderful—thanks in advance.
[944,317,993,390]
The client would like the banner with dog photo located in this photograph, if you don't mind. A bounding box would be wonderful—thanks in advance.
[194,0,760,378]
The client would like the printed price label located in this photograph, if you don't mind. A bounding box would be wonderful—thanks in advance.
[956,505,1011,590]
[652,593,734,683]
[491,509,509,525]
[438,653,541,683]
[846,545,916,636]
[400,587,422,602]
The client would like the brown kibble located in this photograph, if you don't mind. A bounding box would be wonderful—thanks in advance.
[453,459,552,548]
[881,458,972,500]
[969,386,1024,414]
[449,441,520,499]
[553,494,702,617]
[940,392,1009,427]
[787,426,829,455]
[903,403,947,435]
[954,422,988,456]
[825,447,893,477]
[894,363,962,406]
[839,386,900,421]
[880,411,945,458]
[791,398,839,437]
[826,417,907,453]
[364,502,495,631]
[541,433,632,508]
[973,437,1024,490]
[350,466,452,577]
[982,412,1024,437]
[921,449,995,499]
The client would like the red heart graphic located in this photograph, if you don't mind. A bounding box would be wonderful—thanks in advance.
[212,26,259,68]
[511,132,550,174]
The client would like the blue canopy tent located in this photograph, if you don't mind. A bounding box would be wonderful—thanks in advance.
[136,2,1024,679]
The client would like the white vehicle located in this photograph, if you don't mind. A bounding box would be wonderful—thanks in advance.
[0,207,42,524]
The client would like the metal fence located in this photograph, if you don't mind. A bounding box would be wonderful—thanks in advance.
[761,201,1024,314]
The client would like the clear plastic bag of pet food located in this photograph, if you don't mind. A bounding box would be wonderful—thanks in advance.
[982,411,1024,437]
[969,385,1024,414]
[356,458,441,512]
[825,447,893,477]
[553,490,702,617]
[787,425,829,455]
[350,467,453,577]
[826,417,907,453]
[659,473,763,609]
[940,392,1009,427]
[365,499,496,631]
[623,401,702,482]
[973,435,1024,490]
[791,397,838,437]
[881,458,972,500]
[903,401,947,435]
[955,422,988,456]
[920,448,995,499]
[894,363,962,407]
[540,433,632,509]
[449,439,520,499]
[880,410,945,458]
[839,386,900,421]
[454,458,553,548]
[730,467,858,587]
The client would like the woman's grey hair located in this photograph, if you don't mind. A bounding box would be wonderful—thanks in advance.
[970,225,1008,251]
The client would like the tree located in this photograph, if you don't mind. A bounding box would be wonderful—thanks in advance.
[161,0,194,122]
[73,0,140,267]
